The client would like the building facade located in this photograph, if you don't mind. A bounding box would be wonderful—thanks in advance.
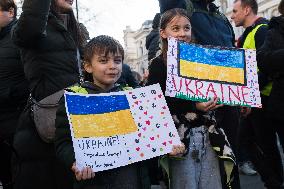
[123,20,152,76]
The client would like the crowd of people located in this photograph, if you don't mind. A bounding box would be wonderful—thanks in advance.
[0,0,283,188]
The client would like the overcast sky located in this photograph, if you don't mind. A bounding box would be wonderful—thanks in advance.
[77,0,160,44]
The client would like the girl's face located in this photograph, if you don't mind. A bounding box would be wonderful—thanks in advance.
[160,15,192,43]
[84,52,123,90]
[56,0,73,13]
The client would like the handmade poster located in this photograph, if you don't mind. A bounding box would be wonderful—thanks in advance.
[166,37,262,107]
[65,84,181,172]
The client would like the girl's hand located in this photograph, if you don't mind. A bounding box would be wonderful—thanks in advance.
[169,143,185,156]
[196,98,223,112]
[71,162,95,181]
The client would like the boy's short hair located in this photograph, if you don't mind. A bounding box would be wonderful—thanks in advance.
[0,0,17,18]
[84,35,124,64]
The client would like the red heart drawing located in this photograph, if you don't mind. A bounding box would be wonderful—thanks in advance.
[144,111,148,115]
[138,133,142,137]
[140,153,144,157]
[162,142,167,146]
[146,120,150,125]
[134,101,139,105]
[149,116,154,119]
[129,92,132,94]
[169,140,173,144]
[150,137,155,140]
[164,123,168,127]
[162,106,166,109]
[136,147,140,151]
[161,112,164,115]
[142,127,147,131]
[154,97,157,100]
[158,94,162,98]
[146,144,150,148]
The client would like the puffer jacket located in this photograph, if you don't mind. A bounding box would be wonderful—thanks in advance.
[0,19,29,112]
[12,0,79,101]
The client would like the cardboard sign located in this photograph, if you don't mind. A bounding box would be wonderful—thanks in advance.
[65,84,180,172]
[166,37,261,107]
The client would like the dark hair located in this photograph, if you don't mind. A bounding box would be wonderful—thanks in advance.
[160,8,190,60]
[0,0,17,18]
[83,35,124,81]
[50,0,81,47]
[235,0,258,14]
[152,13,161,29]
[279,0,284,15]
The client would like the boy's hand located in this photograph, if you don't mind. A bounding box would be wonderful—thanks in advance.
[196,98,223,112]
[169,143,185,156]
[71,162,95,181]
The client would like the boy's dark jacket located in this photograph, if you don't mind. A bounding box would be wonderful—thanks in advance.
[55,82,150,188]
[257,15,284,120]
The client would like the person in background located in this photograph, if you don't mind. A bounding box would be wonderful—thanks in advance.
[11,0,87,188]
[146,13,161,62]
[117,63,140,88]
[257,0,284,188]
[231,0,270,178]
[0,0,29,188]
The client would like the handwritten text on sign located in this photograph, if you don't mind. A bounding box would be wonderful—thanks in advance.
[166,38,261,107]
[65,84,181,172]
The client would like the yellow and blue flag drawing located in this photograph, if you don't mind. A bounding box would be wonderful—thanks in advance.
[66,94,138,138]
[178,42,246,85]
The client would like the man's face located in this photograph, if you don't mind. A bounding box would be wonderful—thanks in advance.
[0,7,14,28]
[231,0,247,27]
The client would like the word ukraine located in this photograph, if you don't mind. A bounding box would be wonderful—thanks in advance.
[166,37,261,107]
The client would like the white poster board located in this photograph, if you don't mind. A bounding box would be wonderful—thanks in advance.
[166,37,262,107]
[65,84,180,172]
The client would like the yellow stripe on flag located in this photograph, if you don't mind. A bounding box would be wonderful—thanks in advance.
[180,60,245,84]
[70,109,138,138]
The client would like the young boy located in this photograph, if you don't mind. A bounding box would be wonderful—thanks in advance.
[54,35,148,189]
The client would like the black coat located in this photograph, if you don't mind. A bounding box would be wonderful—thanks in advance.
[145,29,160,61]
[11,0,80,188]
[0,19,29,112]
[12,0,79,101]
[0,19,29,137]
[117,64,140,88]
[257,15,284,120]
